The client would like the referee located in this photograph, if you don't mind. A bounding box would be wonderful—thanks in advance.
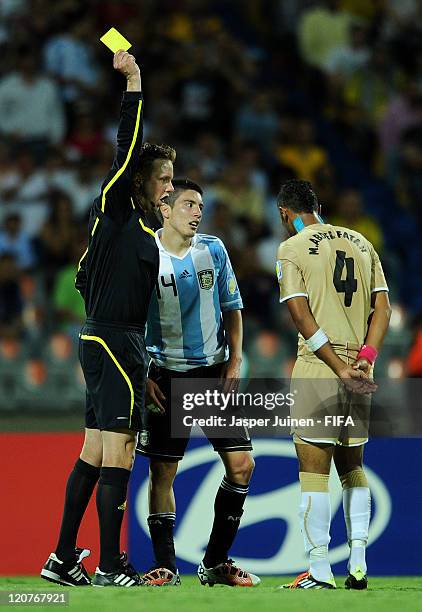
[41,51,175,588]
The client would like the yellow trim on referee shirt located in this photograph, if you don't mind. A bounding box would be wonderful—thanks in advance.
[80,334,135,428]
[77,248,88,272]
[131,198,155,237]
[139,217,155,237]
[101,100,143,213]
[76,216,99,281]
[91,217,99,236]
[77,217,99,273]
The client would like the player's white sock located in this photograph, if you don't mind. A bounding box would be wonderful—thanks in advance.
[299,472,332,583]
[309,544,331,582]
[349,539,367,574]
[340,469,370,575]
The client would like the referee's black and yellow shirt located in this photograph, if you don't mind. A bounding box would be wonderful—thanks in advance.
[75,91,158,328]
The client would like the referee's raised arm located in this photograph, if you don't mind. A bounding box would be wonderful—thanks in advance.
[98,50,144,223]
[114,50,141,92]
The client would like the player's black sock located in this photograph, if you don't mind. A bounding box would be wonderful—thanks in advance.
[96,467,131,573]
[147,513,177,572]
[55,458,100,562]
[203,476,249,568]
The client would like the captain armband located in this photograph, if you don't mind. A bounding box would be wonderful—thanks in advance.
[305,328,329,352]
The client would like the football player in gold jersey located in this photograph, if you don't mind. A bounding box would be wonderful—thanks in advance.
[276,180,391,590]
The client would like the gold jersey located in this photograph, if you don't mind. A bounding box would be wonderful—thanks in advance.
[276,223,388,357]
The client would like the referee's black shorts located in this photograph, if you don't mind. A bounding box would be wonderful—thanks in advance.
[135,361,253,461]
[79,320,148,431]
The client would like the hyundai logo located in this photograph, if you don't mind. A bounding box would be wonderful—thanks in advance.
[134,440,391,573]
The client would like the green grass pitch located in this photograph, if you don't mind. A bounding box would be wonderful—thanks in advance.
[1,576,421,611]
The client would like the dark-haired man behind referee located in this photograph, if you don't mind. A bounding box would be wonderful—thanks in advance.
[136,179,259,587]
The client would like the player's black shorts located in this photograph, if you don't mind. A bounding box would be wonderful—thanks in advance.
[79,320,148,431]
[135,361,252,461]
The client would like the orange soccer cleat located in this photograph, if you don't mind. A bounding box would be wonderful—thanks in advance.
[280,570,336,589]
[197,559,260,587]
[142,567,181,586]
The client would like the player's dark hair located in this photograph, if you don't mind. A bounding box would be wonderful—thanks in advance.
[166,178,203,207]
[154,178,203,224]
[132,142,176,207]
[277,179,318,213]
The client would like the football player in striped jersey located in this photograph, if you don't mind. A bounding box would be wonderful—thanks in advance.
[136,179,260,588]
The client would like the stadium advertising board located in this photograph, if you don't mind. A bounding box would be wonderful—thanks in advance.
[1,434,420,575]
[129,438,422,576]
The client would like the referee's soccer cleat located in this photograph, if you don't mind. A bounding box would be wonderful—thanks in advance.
[280,571,336,589]
[92,552,143,587]
[198,559,260,587]
[142,567,181,586]
[41,547,91,586]
[345,566,368,590]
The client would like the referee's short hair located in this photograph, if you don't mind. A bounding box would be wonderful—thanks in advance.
[133,142,176,194]
[133,142,177,208]
[138,142,176,178]
[277,179,318,213]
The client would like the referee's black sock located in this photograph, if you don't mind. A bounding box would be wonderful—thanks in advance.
[96,467,131,573]
[147,513,177,573]
[203,476,249,568]
[55,458,100,562]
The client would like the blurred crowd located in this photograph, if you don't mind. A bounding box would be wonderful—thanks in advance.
[0,0,422,411]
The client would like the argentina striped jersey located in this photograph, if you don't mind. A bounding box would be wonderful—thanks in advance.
[146,230,243,371]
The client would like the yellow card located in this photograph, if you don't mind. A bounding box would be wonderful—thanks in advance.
[100,28,132,53]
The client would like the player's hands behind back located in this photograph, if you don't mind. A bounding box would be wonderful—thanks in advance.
[338,365,377,395]
[352,357,371,375]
